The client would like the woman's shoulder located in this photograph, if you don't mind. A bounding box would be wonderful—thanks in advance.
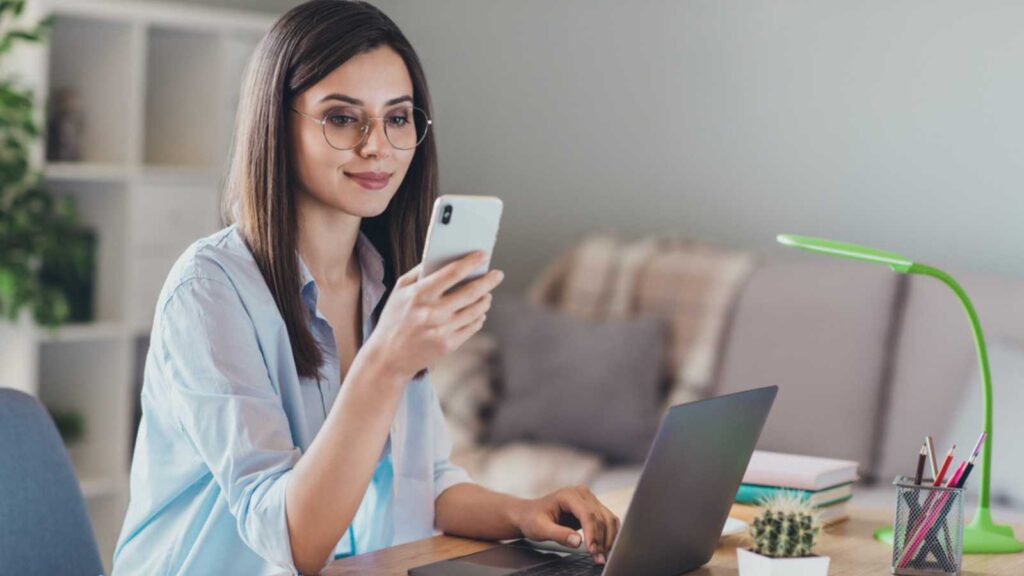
[156,225,269,310]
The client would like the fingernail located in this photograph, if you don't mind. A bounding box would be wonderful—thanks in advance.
[596,554,606,564]
[568,534,581,547]
[496,270,505,281]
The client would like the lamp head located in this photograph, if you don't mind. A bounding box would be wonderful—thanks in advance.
[776,234,915,273]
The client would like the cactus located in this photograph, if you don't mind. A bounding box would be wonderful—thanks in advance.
[749,492,821,558]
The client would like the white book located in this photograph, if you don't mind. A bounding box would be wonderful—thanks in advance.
[742,450,859,491]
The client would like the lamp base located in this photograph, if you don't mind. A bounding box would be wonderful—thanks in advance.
[874,508,1024,554]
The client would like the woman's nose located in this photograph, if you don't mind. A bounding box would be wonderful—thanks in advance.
[357,118,391,159]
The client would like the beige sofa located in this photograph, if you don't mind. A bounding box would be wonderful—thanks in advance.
[431,251,1024,521]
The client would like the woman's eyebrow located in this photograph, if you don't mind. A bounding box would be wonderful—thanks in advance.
[317,93,413,106]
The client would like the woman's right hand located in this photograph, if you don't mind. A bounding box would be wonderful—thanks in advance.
[363,250,504,382]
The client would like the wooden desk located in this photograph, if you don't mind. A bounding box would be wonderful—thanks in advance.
[322,488,1024,575]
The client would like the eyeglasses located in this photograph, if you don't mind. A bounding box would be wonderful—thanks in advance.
[291,105,431,151]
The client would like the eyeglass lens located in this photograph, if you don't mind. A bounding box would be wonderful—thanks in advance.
[322,105,429,150]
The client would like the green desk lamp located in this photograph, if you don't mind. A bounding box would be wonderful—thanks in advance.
[776,234,1024,554]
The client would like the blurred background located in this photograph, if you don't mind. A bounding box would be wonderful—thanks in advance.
[2,0,1022,571]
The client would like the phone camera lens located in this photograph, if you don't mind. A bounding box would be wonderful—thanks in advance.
[441,205,453,225]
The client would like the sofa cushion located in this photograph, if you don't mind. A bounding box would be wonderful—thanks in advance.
[716,257,901,477]
[488,299,668,463]
[877,270,1024,484]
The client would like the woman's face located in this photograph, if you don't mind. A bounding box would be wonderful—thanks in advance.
[289,46,418,218]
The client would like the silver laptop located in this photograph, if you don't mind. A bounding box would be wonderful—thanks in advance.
[409,386,778,576]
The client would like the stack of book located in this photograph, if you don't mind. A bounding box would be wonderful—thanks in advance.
[731,451,859,526]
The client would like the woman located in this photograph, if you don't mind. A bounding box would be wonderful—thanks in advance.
[112,1,619,574]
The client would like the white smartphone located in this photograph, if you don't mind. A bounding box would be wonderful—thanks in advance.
[419,194,503,286]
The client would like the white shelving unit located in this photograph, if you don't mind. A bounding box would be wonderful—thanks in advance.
[1,1,274,570]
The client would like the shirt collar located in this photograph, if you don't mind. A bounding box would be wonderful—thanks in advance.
[298,230,387,327]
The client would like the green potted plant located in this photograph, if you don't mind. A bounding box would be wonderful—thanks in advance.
[0,0,96,327]
[737,492,830,576]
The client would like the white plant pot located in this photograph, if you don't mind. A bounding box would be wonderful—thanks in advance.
[736,548,830,576]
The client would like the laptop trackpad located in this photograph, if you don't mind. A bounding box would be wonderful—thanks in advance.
[410,544,572,575]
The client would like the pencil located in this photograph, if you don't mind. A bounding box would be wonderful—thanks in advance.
[933,444,956,486]
[925,435,938,480]
[914,444,927,485]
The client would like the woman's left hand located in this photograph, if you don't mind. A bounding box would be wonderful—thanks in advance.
[510,485,621,565]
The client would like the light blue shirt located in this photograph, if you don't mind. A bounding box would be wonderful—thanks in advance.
[113,225,471,575]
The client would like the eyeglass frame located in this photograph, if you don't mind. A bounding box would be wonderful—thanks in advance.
[290,105,432,151]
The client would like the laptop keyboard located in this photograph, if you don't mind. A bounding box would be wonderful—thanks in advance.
[508,555,604,575]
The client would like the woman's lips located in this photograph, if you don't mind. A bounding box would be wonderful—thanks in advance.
[345,171,392,190]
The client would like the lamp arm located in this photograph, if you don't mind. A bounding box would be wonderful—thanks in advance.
[907,263,992,510]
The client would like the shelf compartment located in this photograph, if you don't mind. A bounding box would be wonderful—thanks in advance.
[47,15,136,164]
[46,180,129,324]
[130,177,221,254]
[38,339,131,482]
[143,26,226,168]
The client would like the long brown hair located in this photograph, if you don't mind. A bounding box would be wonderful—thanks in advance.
[224,0,438,379]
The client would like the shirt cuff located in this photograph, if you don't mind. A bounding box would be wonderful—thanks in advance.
[248,467,300,575]
[433,461,473,501]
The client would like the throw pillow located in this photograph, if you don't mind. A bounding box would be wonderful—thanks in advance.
[488,298,668,463]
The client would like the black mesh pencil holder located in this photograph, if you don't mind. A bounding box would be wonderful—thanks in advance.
[891,476,964,576]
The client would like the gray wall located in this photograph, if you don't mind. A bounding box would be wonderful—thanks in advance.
[373,0,1024,292]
